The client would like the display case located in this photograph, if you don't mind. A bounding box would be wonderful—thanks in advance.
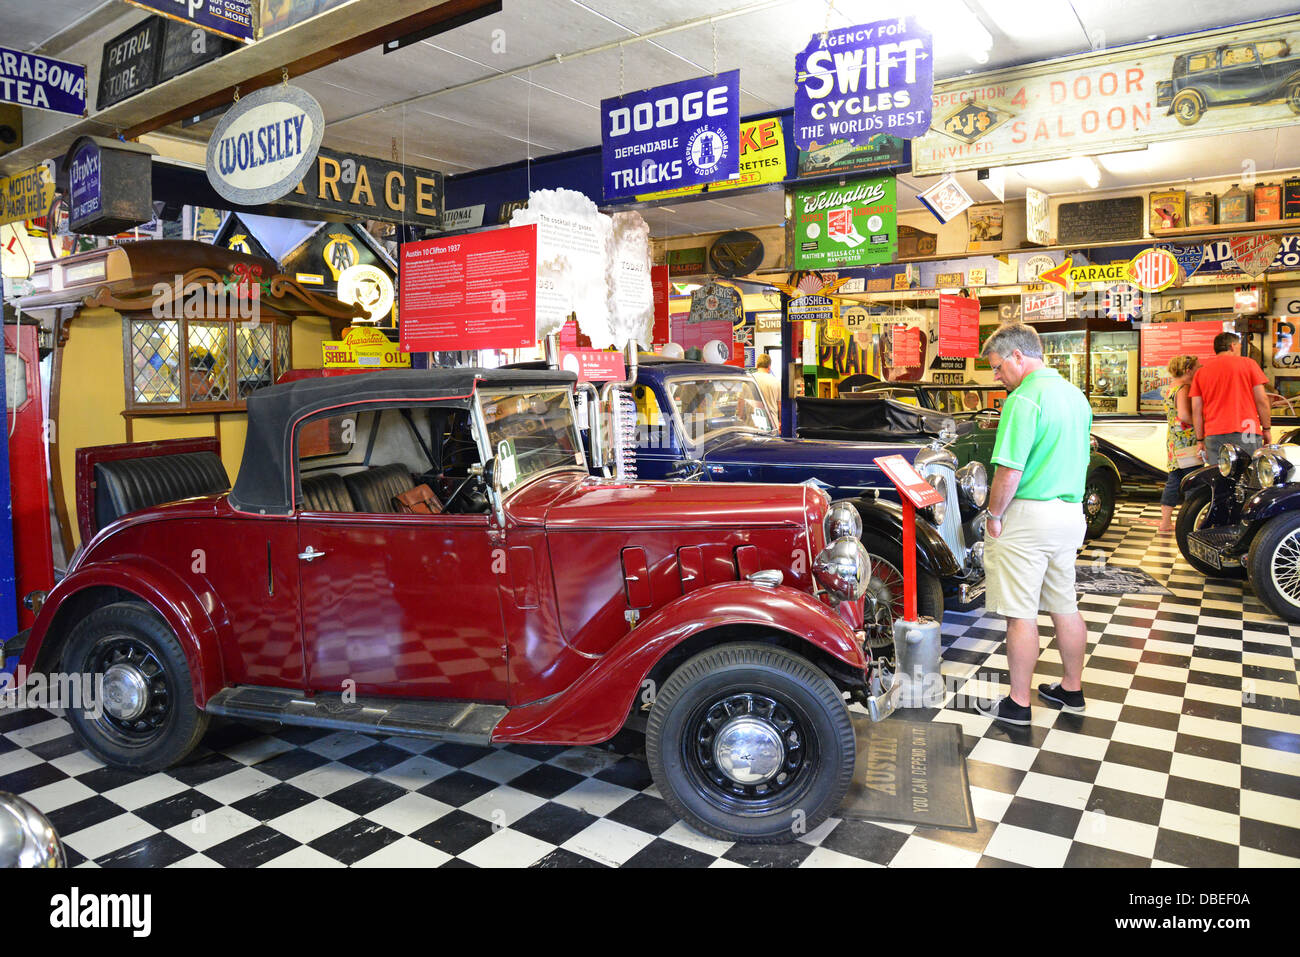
[1041,331,1086,391]
[1090,330,1139,414]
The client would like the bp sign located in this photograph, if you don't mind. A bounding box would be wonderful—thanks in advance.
[206,84,323,206]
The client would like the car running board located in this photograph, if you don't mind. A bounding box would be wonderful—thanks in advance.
[204,686,508,745]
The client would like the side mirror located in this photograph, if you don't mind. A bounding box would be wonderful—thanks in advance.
[482,457,506,526]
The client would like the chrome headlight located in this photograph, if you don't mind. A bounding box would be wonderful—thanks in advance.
[1255,452,1288,489]
[956,461,988,508]
[813,537,872,602]
[0,792,64,868]
[1218,443,1241,478]
[824,502,862,542]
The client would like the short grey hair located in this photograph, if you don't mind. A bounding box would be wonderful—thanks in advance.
[981,323,1043,360]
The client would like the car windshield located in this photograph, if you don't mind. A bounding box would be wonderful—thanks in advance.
[667,375,777,443]
[478,387,586,494]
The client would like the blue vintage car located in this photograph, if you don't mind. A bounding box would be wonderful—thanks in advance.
[627,358,987,647]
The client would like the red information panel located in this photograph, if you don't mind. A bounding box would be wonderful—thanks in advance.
[1140,320,1223,368]
[874,454,944,508]
[651,264,671,345]
[671,316,734,352]
[891,324,922,366]
[560,349,626,382]
[399,226,537,352]
[937,294,980,358]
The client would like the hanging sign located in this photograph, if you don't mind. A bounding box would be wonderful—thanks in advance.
[1025,186,1051,245]
[123,0,254,43]
[287,147,442,228]
[1141,320,1224,367]
[1,165,55,227]
[788,294,834,324]
[601,70,740,202]
[205,84,324,206]
[708,230,764,277]
[97,17,163,110]
[797,133,906,179]
[337,264,394,324]
[0,46,87,116]
[937,294,980,358]
[914,17,1300,175]
[792,175,897,269]
[1021,288,1065,322]
[638,117,786,201]
[794,18,933,150]
[68,140,102,225]
[688,281,743,324]
[891,324,922,366]
[399,226,537,352]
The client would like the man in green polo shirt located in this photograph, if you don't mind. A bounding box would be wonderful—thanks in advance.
[974,323,1094,727]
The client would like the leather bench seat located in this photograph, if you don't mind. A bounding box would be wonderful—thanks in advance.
[300,472,355,512]
[344,464,419,513]
[94,452,230,533]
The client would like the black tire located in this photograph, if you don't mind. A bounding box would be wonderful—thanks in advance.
[1247,514,1300,622]
[1172,90,1203,125]
[61,602,208,772]
[1175,487,1245,579]
[859,531,944,658]
[1083,470,1116,540]
[645,643,856,844]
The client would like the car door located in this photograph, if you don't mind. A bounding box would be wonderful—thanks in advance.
[1213,44,1263,103]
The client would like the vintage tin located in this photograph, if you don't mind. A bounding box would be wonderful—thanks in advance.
[1218,184,1250,224]
[1149,189,1186,230]
[1188,192,1216,227]
[1284,178,1300,221]
[1255,183,1282,222]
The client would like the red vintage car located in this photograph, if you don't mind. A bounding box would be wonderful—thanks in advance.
[7,367,898,843]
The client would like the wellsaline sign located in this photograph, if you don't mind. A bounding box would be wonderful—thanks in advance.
[914,14,1300,175]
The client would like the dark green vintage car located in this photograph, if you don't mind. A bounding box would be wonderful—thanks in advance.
[796,382,1122,540]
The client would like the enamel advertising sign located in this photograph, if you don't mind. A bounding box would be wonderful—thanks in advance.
[206,85,324,206]
[794,17,933,150]
[914,15,1300,174]
[601,70,740,202]
[123,0,254,44]
[792,175,897,268]
[0,46,86,116]
[636,117,785,201]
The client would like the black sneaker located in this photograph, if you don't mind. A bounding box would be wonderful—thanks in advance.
[974,695,1032,726]
[1038,682,1086,713]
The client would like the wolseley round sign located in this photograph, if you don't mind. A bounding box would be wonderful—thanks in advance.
[205,85,324,206]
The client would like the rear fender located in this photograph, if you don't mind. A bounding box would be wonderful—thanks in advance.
[491,582,865,746]
[1088,452,1121,487]
[18,559,227,709]
[850,496,961,578]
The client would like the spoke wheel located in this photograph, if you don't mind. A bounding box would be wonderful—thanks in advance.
[1268,530,1300,606]
[860,533,945,655]
[1249,515,1300,623]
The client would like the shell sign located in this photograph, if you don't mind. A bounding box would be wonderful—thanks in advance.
[322,327,410,369]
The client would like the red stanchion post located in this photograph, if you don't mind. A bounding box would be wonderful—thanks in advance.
[901,498,917,622]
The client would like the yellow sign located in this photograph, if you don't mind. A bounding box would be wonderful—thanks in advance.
[322,326,411,369]
[323,233,359,280]
[1,165,54,226]
[228,234,252,255]
[1041,249,1180,293]
[636,118,787,202]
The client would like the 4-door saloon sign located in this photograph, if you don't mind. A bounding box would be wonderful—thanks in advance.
[794,17,933,149]
[0,46,86,115]
[123,0,254,43]
[205,84,324,206]
[601,70,740,202]
[914,15,1300,174]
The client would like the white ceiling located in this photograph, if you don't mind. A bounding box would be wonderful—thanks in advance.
[7,0,1300,236]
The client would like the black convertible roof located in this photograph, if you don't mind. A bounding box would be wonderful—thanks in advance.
[229,367,576,515]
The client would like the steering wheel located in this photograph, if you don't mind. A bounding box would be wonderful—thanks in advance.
[974,407,1000,416]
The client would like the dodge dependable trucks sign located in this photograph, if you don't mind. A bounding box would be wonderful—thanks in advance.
[0,46,86,115]
[601,70,740,202]
[794,17,932,150]
[205,85,324,206]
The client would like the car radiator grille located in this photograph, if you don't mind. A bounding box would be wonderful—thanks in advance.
[917,461,967,567]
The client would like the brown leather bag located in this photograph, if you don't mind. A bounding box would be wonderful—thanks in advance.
[394,484,443,514]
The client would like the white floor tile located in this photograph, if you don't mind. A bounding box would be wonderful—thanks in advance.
[259,845,347,868]
[967,737,1038,771]
[62,813,158,860]
[103,773,191,811]
[1177,714,1242,744]
[1093,762,1169,799]
[352,835,452,868]
[1073,810,1159,858]
[1041,728,1111,761]
[799,846,883,867]
[458,827,555,868]
[553,777,637,817]
[1241,744,1300,778]
[983,823,1072,867]
[268,800,358,845]
[969,786,1015,822]
[1159,800,1240,845]
[4,717,71,748]
[165,806,261,852]
[463,749,541,784]
[562,819,655,867]
[660,821,734,857]
[1111,722,1179,752]
[364,791,453,835]
[20,777,95,814]
[462,785,547,828]
[1016,771,1092,809]
[287,761,369,797]
[194,766,281,805]
[375,755,456,790]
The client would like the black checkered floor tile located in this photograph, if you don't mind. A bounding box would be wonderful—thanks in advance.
[2,502,1297,867]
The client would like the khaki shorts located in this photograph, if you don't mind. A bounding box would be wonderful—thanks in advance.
[984,498,1086,619]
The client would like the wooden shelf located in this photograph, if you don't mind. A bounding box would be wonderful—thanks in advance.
[1150,220,1296,238]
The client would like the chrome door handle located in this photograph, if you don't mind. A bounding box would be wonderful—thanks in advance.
[298,546,326,562]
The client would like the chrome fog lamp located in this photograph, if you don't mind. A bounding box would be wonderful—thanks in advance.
[1255,453,1287,489]
[824,502,863,542]
[1218,443,1241,478]
[813,537,872,602]
[0,792,64,868]
[970,540,985,570]
[956,461,988,508]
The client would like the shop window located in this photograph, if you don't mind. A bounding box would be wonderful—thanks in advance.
[125,316,291,413]
[1257,40,1289,61]
[1221,45,1257,66]
[1187,53,1214,73]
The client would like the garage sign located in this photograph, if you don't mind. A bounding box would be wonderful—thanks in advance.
[206,84,324,206]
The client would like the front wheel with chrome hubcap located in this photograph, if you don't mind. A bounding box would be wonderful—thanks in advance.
[62,602,207,772]
[646,643,856,844]
[1247,513,1300,623]
[1083,470,1116,540]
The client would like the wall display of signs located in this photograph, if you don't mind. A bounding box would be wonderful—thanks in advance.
[205,84,324,206]
[1102,283,1145,321]
[916,174,972,225]
[897,224,937,259]
[797,133,906,179]
[931,355,966,372]
[708,230,764,277]
[1057,197,1144,245]
[337,264,395,324]
[124,0,254,43]
[968,268,987,286]
[1198,235,1299,274]
[63,136,156,235]
[1140,320,1224,367]
[638,117,786,201]
[287,148,443,228]
[1025,186,1051,245]
[914,17,1300,175]
[1234,285,1264,315]
[934,272,964,288]
[793,17,933,149]
[1156,242,1205,281]
[967,206,1003,252]
[322,326,409,368]
[792,175,897,269]
[399,226,537,352]
[1228,235,1284,278]
[0,46,87,116]
[1,165,54,227]
[755,312,782,333]
[937,294,980,358]
[1019,253,1057,283]
[601,70,740,202]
